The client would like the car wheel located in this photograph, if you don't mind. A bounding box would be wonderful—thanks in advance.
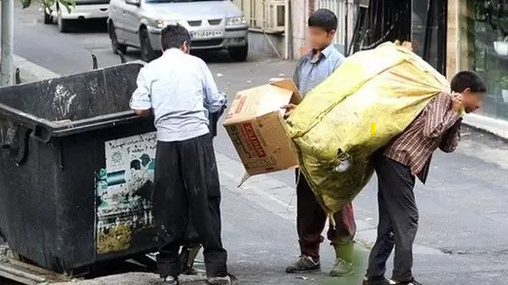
[109,23,127,55]
[140,28,156,62]
[57,12,70,33]
[42,8,53,24]
[228,44,248,62]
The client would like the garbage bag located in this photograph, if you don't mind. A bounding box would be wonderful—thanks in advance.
[286,42,451,219]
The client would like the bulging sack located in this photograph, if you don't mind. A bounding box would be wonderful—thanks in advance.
[287,42,450,219]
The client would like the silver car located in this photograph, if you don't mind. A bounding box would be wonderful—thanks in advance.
[107,0,249,62]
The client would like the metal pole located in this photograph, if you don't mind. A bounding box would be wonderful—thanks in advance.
[344,0,349,56]
[284,0,290,59]
[1,0,15,86]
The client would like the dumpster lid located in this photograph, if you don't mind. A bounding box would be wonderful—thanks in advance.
[0,62,148,141]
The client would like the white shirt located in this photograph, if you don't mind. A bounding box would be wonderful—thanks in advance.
[130,48,226,142]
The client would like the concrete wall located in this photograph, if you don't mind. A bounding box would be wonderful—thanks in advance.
[233,0,304,59]
[248,31,285,58]
[291,0,309,58]
[247,0,311,60]
[446,0,459,78]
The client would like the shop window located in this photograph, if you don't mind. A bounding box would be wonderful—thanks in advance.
[411,0,447,75]
[460,0,508,120]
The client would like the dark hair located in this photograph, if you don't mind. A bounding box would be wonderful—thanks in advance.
[161,24,191,51]
[308,9,338,33]
[450,71,487,93]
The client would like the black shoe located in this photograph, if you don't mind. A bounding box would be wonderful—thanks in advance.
[163,275,179,284]
[285,255,321,273]
[363,276,391,285]
[206,274,236,285]
[391,278,422,285]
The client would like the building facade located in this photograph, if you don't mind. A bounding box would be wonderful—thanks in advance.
[448,0,508,123]
[231,0,357,59]
[232,0,508,130]
[232,0,291,59]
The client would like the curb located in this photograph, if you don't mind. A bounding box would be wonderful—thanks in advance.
[12,54,59,83]
[463,113,508,141]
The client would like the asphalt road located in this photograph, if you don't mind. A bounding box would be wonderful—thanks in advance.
[2,3,508,285]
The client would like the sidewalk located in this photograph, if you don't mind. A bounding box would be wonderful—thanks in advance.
[5,55,59,83]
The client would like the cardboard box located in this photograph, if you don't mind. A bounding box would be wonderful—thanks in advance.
[224,79,302,184]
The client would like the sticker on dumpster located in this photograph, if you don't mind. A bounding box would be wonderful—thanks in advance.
[95,132,157,255]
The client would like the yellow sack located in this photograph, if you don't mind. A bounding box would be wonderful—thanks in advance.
[287,42,450,219]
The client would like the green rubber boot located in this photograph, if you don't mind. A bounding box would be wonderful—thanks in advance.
[330,241,354,277]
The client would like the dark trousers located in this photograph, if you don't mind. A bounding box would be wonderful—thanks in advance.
[296,170,357,260]
[153,134,227,278]
[367,155,418,282]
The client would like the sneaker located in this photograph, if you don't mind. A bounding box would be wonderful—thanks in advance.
[285,255,321,273]
[362,276,392,285]
[164,275,179,284]
[390,278,422,285]
[330,258,354,276]
[206,275,233,285]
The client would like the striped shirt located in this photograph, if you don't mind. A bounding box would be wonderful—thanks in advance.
[384,92,463,183]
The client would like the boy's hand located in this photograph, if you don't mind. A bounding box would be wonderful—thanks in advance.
[281,103,297,119]
[218,104,227,118]
[451,93,463,112]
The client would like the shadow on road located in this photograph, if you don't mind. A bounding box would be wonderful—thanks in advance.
[50,18,108,34]
[86,259,155,279]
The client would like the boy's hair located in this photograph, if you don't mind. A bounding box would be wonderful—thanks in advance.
[450,71,487,93]
[308,9,338,33]
[161,24,191,51]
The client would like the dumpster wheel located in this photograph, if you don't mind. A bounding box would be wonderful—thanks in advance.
[0,253,74,284]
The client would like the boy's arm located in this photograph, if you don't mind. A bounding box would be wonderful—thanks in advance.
[422,93,462,139]
[201,61,226,113]
[130,67,152,117]
[293,59,303,90]
[333,53,346,71]
[439,118,462,153]
[283,58,305,118]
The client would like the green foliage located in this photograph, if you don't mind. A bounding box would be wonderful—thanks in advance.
[499,75,508,90]
[20,0,75,13]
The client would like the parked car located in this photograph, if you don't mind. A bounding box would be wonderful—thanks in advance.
[107,0,249,62]
[41,0,111,33]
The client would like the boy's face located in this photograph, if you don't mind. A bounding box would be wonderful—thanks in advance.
[460,87,485,113]
[308,26,335,51]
